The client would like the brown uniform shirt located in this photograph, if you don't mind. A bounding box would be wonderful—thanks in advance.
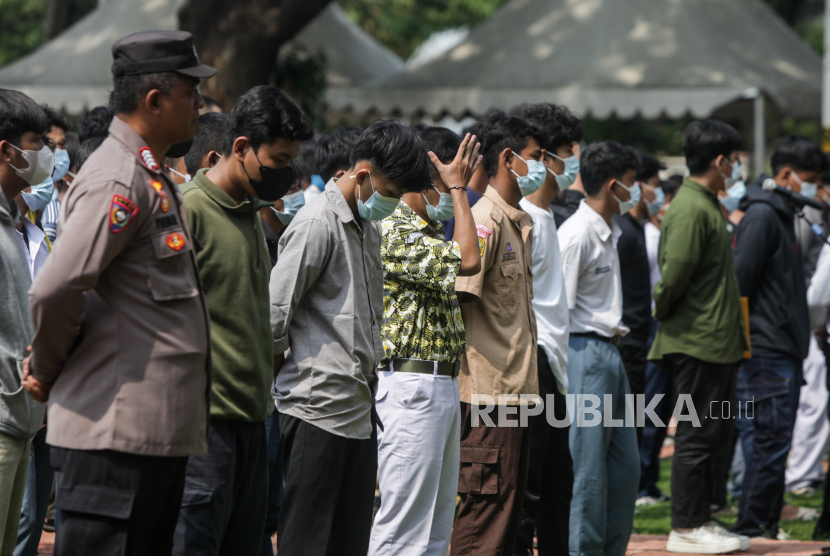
[29,117,211,457]
[455,186,538,405]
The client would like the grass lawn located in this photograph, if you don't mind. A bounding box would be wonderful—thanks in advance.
[633,457,824,540]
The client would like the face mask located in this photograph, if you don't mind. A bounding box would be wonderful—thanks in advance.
[791,172,818,199]
[614,181,640,213]
[719,180,746,212]
[353,172,400,221]
[424,191,454,221]
[169,167,191,183]
[510,151,547,196]
[242,150,294,202]
[9,144,55,187]
[546,152,580,189]
[52,149,70,182]
[645,184,666,217]
[272,189,306,224]
[720,157,741,189]
[21,174,55,212]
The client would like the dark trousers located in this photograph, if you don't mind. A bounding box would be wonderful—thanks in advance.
[638,360,674,499]
[173,419,268,556]
[514,347,573,556]
[451,402,531,556]
[260,411,283,556]
[14,427,53,556]
[667,354,736,529]
[277,413,377,556]
[733,357,801,537]
[50,447,188,556]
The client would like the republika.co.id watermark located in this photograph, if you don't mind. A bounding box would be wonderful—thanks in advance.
[469,394,754,428]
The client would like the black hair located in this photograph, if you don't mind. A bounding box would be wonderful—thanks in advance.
[636,152,666,183]
[509,102,582,152]
[78,106,114,143]
[41,104,69,132]
[478,109,541,177]
[410,122,430,133]
[294,139,318,183]
[461,122,480,138]
[185,112,228,175]
[770,136,828,175]
[350,119,431,193]
[112,72,182,115]
[290,158,304,182]
[660,178,682,198]
[580,141,640,196]
[202,95,223,112]
[682,120,743,175]
[316,126,363,183]
[65,132,80,169]
[222,85,313,155]
[420,127,461,180]
[0,89,49,145]
[76,136,107,172]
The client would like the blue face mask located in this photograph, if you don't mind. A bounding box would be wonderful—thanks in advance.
[510,151,547,196]
[21,175,55,212]
[52,148,70,182]
[353,172,400,221]
[424,191,454,221]
[791,172,818,199]
[547,152,580,189]
[272,189,306,225]
[646,185,666,217]
[719,180,746,213]
[614,181,640,213]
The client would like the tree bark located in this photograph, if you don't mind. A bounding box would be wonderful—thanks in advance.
[44,0,70,41]
[179,0,332,107]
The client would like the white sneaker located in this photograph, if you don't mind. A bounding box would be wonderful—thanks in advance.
[705,521,750,551]
[667,524,743,554]
[636,495,659,507]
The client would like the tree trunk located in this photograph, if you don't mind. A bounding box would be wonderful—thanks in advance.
[44,0,70,41]
[179,0,332,107]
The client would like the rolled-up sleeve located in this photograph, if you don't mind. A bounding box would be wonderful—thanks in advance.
[270,218,332,353]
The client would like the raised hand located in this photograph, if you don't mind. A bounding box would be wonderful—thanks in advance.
[427,133,482,190]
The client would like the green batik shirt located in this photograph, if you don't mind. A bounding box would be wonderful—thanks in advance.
[380,203,465,364]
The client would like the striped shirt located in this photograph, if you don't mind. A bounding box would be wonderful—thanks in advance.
[42,199,60,242]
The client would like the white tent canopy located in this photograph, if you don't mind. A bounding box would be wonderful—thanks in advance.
[326,0,822,121]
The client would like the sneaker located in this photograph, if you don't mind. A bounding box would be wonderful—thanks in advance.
[705,521,750,551]
[667,524,743,554]
[777,528,792,541]
[636,495,659,507]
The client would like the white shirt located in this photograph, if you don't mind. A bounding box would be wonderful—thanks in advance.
[16,217,49,280]
[520,198,570,393]
[808,242,830,329]
[557,200,629,337]
[644,221,661,303]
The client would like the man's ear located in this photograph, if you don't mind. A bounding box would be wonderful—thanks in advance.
[145,89,163,114]
[232,137,250,162]
[207,151,220,168]
[0,140,10,163]
[334,169,346,179]
[501,148,514,170]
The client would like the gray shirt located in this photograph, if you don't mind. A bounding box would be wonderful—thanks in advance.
[270,180,384,439]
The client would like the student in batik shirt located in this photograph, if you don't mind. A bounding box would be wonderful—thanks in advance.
[371,128,481,556]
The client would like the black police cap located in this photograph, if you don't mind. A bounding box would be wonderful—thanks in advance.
[112,30,217,78]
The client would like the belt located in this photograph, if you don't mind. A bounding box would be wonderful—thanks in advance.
[385,358,461,378]
[572,331,622,347]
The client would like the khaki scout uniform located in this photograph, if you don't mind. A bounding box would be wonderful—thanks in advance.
[451,185,538,556]
[29,117,211,457]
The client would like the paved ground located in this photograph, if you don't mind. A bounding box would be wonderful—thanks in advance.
[37,532,279,554]
[627,534,830,555]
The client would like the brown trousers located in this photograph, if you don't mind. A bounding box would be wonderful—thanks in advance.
[450,402,531,556]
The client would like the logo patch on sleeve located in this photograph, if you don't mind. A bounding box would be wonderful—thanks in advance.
[110,195,138,233]
[478,237,486,257]
[139,147,159,171]
[166,232,186,251]
[476,224,492,239]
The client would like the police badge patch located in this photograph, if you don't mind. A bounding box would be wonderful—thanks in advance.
[110,195,139,233]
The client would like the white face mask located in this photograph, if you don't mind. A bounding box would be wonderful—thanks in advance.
[790,172,818,199]
[614,180,640,213]
[9,144,55,187]
[169,167,191,183]
[720,156,741,189]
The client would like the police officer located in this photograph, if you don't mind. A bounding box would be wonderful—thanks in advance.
[23,31,216,556]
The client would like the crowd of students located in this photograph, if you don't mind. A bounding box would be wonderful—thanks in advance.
[2,28,830,556]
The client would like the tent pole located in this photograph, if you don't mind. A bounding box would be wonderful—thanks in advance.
[754,93,765,178]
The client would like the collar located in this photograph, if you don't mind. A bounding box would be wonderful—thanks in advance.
[192,169,272,214]
[19,217,45,246]
[396,202,430,230]
[483,185,531,227]
[684,177,718,200]
[577,199,621,244]
[325,178,356,224]
[108,117,163,174]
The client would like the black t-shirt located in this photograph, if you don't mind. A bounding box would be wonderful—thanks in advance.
[613,212,652,348]
[551,189,585,228]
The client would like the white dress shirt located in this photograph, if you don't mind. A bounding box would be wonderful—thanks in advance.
[520,198,570,393]
[644,221,661,304]
[808,242,830,329]
[16,217,49,280]
[557,200,629,338]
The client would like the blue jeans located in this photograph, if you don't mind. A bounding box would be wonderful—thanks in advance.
[14,428,53,556]
[260,410,283,556]
[567,336,639,556]
[733,357,801,537]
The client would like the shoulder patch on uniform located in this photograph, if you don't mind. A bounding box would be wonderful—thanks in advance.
[406,231,424,244]
[139,147,159,171]
[166,232,186,251]
[110,195,138,233]
[476,224,492,239]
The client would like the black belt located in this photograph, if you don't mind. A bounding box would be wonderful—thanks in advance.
[572,331,622,347]
[382,358,461,378]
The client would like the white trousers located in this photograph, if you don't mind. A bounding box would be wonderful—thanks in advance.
[369,368,461,556]
[786,335,830,491]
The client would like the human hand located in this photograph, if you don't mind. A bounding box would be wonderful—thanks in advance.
[21,346,51,404]
[428,133,482,190]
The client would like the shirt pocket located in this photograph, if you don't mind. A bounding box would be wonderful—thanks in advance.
[146,229,199,301]
[493,262,521,319]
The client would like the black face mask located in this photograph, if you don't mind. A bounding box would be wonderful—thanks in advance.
[242,150,293,202]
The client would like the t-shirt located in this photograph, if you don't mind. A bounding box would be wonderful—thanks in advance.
[645,221,661,299]
[613,212,652,348]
